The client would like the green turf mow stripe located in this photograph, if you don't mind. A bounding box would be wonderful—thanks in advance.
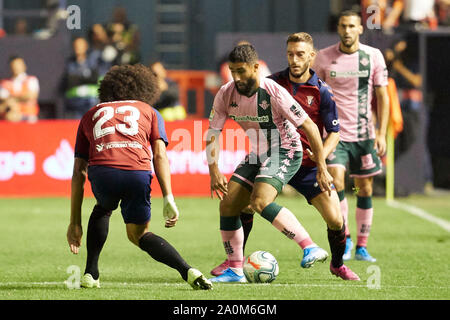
[1,282,449,290]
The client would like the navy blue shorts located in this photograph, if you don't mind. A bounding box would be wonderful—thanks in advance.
[88,166,153,224]
[288,166,329,204]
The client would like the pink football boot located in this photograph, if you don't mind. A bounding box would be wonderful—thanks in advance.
[330,263,361,281]
[210,259,229,276]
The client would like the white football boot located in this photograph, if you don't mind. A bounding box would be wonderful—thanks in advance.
[187,268,213,290]
[80,273,100,288]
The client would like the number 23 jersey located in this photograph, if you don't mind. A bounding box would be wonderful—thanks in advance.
[74,100,168,171]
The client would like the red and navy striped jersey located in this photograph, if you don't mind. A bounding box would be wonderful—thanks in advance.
[268,68,339,167]
[75,100,168,171]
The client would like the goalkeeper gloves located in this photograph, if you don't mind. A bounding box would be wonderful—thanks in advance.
[163,194,179,228]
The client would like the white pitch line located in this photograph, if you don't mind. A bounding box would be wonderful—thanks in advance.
[0,281,448,290]
[387,200,450,232]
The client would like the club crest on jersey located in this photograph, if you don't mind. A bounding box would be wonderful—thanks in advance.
[306,96,314,106]
[259,100,270,110]
[360,57,369,66]
[229,101,238,108]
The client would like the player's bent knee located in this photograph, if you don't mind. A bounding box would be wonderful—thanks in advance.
[91,204,112,219]
[331,178,345,192]
[219,200,241,217]
[249,196,270,214]
[242,205,255,215]
[127,232,139,246]
[357,185,373,197]
[126,223,148,247]
[327,215,344,230]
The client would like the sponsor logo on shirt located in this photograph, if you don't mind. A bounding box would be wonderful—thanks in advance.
[289,103,306,118]
[330,70,369,78]
[208,108,215,121]
[229,114,269,122]
[95,141,143,151]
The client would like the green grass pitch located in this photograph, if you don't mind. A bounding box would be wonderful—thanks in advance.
[0,194,449,300]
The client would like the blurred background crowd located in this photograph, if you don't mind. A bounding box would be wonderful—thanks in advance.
[0,0,449,191]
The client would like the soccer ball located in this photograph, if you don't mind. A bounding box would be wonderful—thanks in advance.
[243,251,279,283]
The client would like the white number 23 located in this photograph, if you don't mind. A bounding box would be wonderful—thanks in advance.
[92,106,140,140]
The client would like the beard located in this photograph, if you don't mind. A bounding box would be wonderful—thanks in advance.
[235,77,257,96]
[289,63,309,79]
[340,36,356,48]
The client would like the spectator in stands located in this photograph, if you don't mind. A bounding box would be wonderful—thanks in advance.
[218,40,271,84]
[382,0,437,32]
[14,18,29,35]
[61,37,101,119]
[384,33,434,191]
[88,23,113,77]
[105,6,141,65]
[149,61,186,121]
[384,34,421,158]
[437,0,450,26]
[0,55,39,122]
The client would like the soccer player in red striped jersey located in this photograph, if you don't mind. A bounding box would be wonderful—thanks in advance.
[314,11,390,262]
[66,64,212,290]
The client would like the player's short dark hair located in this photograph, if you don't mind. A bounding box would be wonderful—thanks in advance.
[228,44,259,64]
[72,36,87,43]
[286,32,314,47]
[8,55,23,63]
[98,64,160,105]
[338,10,361,22]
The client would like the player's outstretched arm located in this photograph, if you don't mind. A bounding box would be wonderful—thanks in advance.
[67,157,88,254]
[206,129,228,200]
[151,138,179,228]
[300,118,333,195]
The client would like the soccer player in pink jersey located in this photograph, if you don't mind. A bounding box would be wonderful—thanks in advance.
[66,64,212,290]
[207,44,333,283]
[210,34,360,281]
[314,11,390,262]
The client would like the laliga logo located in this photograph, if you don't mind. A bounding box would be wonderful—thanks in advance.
[43,139,75,180]
[0,151,35,181]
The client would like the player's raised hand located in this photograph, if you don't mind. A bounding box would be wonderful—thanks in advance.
[163,194,179,228]
[210,171,228,200]
[67,223,82,254]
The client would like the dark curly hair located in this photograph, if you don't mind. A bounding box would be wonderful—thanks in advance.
[228,44,258,64]
[98,64,160,105]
